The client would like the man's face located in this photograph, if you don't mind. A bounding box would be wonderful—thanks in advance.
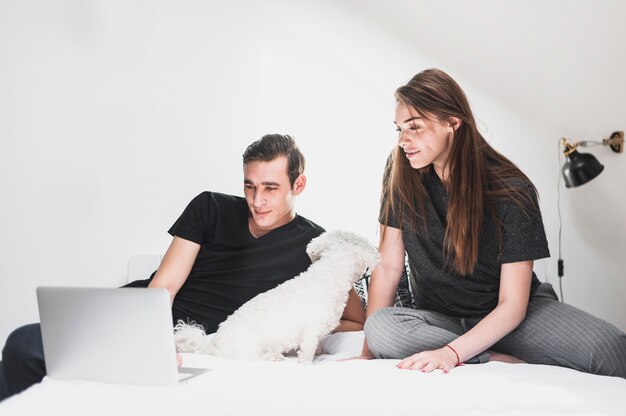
[243,156,304,237]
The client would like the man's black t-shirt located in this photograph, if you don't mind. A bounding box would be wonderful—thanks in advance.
[380,167,550,319]
[167,191,324,333]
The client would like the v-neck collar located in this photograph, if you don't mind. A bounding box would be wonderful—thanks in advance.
[245,212,299,242]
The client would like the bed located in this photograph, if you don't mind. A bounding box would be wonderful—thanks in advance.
[1,330,625,416]
[2,256,625,415]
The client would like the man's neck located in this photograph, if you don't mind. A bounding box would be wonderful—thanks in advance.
[248,213,296,238]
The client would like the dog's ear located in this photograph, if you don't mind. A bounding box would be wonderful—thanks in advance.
[307,248,321,262]
[306,232,327,262]
[351,236,380,273]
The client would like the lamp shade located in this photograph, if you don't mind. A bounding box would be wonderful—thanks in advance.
[562,149,604,187]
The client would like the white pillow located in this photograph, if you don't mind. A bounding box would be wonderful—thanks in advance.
[319,331,365,357]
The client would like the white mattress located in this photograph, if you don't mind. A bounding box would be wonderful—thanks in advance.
[1,331,625,416]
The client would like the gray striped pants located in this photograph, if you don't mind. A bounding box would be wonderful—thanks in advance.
[364,283,626,378]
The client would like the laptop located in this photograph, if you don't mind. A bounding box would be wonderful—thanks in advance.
[37,286,206,386]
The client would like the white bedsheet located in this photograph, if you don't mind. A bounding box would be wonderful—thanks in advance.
[1,332,625,416]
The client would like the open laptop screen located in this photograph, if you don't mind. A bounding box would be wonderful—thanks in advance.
[37,287,182,386]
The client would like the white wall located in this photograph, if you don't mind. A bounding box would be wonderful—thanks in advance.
[1,0,624,346]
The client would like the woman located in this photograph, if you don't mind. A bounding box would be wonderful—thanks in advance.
[361,68,626,378]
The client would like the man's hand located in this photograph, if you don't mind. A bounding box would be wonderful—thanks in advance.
[341,344,375,361]
[340,354,374,362]
[176,353,183,368]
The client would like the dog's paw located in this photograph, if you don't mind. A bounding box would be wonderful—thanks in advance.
[174,321,212,353]
[296,348,316,364]
[261,350,286,361]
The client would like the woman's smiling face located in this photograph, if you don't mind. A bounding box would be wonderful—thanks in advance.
[394,101,456,179]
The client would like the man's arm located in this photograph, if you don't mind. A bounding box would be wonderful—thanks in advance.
[334,288,366,332]
[148,236,201,304]
[335,225,406,335]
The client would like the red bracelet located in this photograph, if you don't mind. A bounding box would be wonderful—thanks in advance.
[445,344,461,366]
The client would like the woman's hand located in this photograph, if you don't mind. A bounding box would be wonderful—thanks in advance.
[396,346,459,373]
[403,261,534,370]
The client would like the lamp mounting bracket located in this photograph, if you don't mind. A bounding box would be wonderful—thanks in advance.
[605,131,624,153]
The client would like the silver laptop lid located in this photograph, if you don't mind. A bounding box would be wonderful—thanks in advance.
[37,286,179,386]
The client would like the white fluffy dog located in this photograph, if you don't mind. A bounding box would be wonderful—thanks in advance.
[174,230,379,363]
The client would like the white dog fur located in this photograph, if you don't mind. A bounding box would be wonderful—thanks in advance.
[174,230,379,363]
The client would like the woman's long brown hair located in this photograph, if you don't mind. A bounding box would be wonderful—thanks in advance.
[382,69,537,276]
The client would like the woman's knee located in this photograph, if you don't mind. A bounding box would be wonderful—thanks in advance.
[364,307,397,340]
[364,307,404,358]
[584,328,626,378]
[518,300,626,378]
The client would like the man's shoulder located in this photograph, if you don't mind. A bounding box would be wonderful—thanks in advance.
[294,214,325,236]
[193,191,246,207]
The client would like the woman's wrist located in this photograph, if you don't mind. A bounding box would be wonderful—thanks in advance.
[444,344,461,366]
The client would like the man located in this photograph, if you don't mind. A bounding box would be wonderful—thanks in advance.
[0,134,365,401]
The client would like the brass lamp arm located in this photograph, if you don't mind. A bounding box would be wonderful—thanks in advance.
[561,131,624,156]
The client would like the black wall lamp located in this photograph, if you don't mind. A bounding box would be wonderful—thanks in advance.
[556,130,623,302]
[561,130,624,187]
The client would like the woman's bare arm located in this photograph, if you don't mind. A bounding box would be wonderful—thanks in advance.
[359,224,406,357]
[397,260,533,371]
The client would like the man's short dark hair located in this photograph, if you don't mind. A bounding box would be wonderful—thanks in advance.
[242,134,305,186]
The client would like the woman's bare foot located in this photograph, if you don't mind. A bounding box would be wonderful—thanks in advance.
[488,351,526,364]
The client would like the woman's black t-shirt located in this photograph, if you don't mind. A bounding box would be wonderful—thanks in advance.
[380,167,550,319]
